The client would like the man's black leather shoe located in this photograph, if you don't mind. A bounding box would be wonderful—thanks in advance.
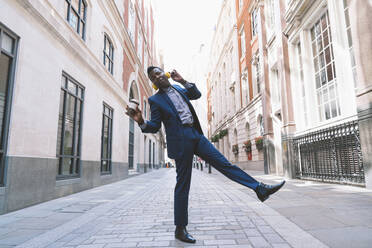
[255,181,285,202]
[175,226,196,243]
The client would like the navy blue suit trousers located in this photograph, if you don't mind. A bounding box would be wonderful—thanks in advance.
[174,125,259,226]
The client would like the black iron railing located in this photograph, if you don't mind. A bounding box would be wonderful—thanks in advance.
[293,120,365,186]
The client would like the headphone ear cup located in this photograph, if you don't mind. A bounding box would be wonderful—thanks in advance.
[152,84,158,90]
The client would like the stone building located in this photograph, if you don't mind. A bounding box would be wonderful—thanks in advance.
[207,0,246,167]
[283,0,371,188]
[0,0,165,214]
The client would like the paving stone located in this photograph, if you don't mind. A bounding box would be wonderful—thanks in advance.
[137,240,170,247]
[248,236,271,248]
[204,239,236,245]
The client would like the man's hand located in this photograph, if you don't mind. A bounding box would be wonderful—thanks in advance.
[170,69,187,84]
[125,106,144,125]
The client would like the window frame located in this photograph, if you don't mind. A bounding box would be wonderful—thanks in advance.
[251,8,258,37]
[103,34,114,75]
[310,11,340,122]
[0,23,19,186]
[101,103,113,174]
[56,72,85,180]
[65,0,87,40]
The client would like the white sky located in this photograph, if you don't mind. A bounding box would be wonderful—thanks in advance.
[152,0,223,75]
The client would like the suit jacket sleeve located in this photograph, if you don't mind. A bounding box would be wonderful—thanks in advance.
[176,83,201,100]
[139,98,161,133]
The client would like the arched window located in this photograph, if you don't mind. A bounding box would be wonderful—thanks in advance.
[128,81,139,170]
[103,34,114,74]
[258,116,264,136]
[245,123,250,140]
[65,0,87,40]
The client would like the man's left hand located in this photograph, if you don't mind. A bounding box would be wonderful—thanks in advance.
[170,69,187,84]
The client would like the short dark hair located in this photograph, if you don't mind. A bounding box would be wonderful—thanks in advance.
[147,66,162,77]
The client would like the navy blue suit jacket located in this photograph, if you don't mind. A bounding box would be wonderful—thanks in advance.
[141,83,203,159]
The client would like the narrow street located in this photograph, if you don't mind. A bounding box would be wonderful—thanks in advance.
[0,168,371,248]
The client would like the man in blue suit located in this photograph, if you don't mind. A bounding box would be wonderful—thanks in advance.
[126,66,285,243]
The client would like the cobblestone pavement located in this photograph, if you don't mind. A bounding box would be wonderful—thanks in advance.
[1,169,330,248]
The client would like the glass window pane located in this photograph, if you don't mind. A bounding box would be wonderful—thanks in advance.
[321,69,327,85]
[317,37,323,53]
[311,28,315,41]
[327,64,333,82]
[319,52,325,67]
[62,158,73,175]
[69,10,79,31]
[325,103,331,120]
[313,56,319,72]
[315,73,321,88]
[325,46,331,65]
[329,84,336,99]
[0,54,11,146]
[331,100,338,117]
[67,80,77,94]
[2,33,14,54]
[63,121,74,155]
[350,49,355,66]
[323,30,329,48]
[345,10,350,27]
[321,15,327,30]
[323,88,328,102]
[347,29,353,47]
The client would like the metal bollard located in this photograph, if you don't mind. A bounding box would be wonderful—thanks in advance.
[208,163,212,174]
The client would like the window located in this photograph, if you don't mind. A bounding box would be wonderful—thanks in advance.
[128,118,134,169]
[0,25,18,186]
[137,28,143,63]
[65,0,87,40]
[343,0,357,88]
[240,27,246,58]
[297,43,307,126]
[143,46,148,72]
[128,1,136,44]
[143,100,147,119]
[149,140,152,169]
[101,104,113,174]
[311,11,340,121]
[103,34,114,74]
[256,56,261,94]
[57,73,84,178]
[239,0,243,11]
[266,0,275,35]
[152,142,155,167]
[251,8,258,37]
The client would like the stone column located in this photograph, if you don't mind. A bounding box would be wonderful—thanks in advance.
[279,0,297,178]
[349,0,372,188]
[258,1,275,174]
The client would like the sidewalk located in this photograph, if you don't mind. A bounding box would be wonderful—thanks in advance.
[0,168,370,248]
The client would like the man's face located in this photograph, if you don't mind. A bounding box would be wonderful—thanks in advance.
[149,67,171,89]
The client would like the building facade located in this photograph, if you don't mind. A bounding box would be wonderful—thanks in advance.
[283,0,371,187]
[208,0,372,188]
[0,0,165,214]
